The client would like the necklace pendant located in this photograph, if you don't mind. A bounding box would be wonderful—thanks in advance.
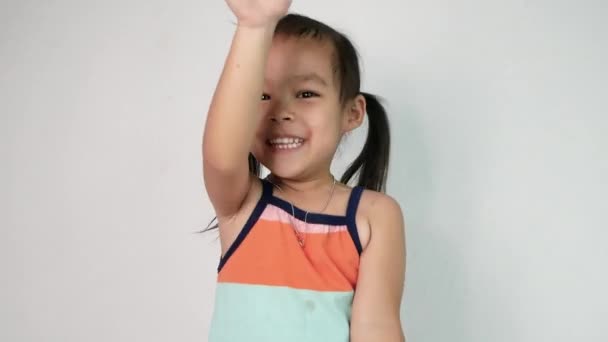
[267,173,337,250]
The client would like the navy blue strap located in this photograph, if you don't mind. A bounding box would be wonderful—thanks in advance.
[217,177,271,272]
[261,176,274,199]
[346,186,364,254]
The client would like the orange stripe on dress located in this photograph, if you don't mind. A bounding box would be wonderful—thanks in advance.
[218,218,360,292]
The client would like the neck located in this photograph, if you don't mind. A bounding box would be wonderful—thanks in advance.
[267,172,336,194]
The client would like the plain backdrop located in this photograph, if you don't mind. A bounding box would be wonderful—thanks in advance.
[2,0,607,341]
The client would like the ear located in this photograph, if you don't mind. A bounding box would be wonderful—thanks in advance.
[341,94,366,134]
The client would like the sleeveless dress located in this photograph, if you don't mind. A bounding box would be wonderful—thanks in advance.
[208,177,365,342]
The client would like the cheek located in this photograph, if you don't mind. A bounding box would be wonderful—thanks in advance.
[306,109,343,144]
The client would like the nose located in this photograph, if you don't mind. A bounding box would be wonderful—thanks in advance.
[269,105,294,122]
[270,113,293,122]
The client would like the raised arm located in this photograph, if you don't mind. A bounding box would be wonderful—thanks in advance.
[202,0,291,218]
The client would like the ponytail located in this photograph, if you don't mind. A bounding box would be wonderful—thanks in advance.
[197,94,389,234]
[340,92,390,193]
[249,153,261,177]
[198,15,391,235]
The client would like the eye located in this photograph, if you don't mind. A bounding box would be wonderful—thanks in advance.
[261,94,271,101]
[297,91,319,99]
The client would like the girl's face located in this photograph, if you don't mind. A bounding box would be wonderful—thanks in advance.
[251,36,361,179]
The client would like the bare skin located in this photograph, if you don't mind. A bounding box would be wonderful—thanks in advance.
[202,1,406,341]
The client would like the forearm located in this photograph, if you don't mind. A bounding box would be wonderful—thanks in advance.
[350,320,405,342]
[202,22,276,169]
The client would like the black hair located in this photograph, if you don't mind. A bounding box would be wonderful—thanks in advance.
[197,13,391,233]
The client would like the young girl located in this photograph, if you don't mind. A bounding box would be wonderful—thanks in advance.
[202,1,406,341]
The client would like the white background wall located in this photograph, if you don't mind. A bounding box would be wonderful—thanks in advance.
[2,0,606,341]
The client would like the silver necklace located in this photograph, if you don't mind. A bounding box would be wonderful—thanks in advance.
[267,174,337,247]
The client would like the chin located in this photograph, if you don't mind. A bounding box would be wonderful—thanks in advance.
[260,162,304,180]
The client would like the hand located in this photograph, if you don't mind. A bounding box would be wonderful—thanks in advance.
[225,0,292,28]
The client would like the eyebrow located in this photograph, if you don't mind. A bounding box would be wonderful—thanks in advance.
[287,73,329,86]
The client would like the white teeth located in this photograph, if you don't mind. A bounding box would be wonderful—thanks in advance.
[268,137,304,149]
[269,137,304,144]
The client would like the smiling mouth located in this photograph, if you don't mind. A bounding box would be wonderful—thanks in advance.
[266,137,305,150]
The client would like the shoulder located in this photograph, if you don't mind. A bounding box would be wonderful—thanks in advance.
[355,188,406,251]
[360,189,405,228]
